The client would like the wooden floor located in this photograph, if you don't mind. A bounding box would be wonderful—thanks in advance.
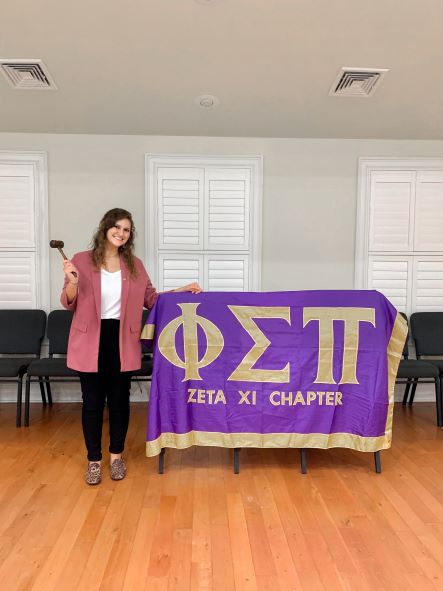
[0,403,443,591]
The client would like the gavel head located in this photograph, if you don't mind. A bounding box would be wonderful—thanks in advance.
[49,240,65,248]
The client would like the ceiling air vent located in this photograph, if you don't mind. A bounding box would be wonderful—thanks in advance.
[329,67,388,97]
[0,59,56,89]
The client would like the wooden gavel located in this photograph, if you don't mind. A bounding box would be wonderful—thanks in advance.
[50,240,77,277]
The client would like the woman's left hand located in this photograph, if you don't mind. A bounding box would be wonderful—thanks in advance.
[175,282,203,294]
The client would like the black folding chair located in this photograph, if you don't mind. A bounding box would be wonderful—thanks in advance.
[407,312,443,427]
[24,310,78,426]
[131,308,153,386]
[24,309,153,425]
[396,313,440,425]
[0,310,46,427]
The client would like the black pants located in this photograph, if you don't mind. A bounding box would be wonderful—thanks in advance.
[78,319,132,461]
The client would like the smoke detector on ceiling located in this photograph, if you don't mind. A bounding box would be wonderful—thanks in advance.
[195,94,220,108]
[195,0,222,5]
[329,67,388,97]
[0,59,57,89]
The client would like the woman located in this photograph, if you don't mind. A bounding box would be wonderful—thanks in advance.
[61,208,202,485]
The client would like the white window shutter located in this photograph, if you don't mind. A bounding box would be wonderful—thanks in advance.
[157,167,204,250]
[146,155,262,292]
[414,171,443,252]
[157,254,203,292]
[0,252,36,308]
[205,255,249,291]
[0,153,49,311]
[205,168,250,250]
[411,257,443,312]
[369,171,414,252]
[358,159,443,320]
[367,255,411,312]
[0,164,35,248]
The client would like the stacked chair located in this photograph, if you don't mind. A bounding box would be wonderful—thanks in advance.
[24,310,77,426]
[130,308,153,388]
[408,312,443,426]
[23,309,153,426]
[0,310,47,427]
[396,312,441,426]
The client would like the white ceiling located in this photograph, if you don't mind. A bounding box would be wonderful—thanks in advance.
[1,0,442,139]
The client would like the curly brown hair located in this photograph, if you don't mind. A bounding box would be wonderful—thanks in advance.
[90,208,137,277]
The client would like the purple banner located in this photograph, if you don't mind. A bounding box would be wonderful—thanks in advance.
[141,291,407,456]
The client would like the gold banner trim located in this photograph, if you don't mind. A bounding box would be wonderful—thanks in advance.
[146,430,390,457]
[140,323,155,340]
[384,311,408,444]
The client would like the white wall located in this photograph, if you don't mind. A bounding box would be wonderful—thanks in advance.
[2,133,443,302]
[2,132,443,402]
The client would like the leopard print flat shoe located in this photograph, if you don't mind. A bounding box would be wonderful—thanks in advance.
[85,461,101,485]
[110,458,127,481]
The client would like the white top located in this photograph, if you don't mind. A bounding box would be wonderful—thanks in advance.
[101,269,122,319]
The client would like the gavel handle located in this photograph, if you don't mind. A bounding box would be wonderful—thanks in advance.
[59,247,78,278]
[58,247,68,260]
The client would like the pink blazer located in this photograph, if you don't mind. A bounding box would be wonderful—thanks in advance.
[60,250,158,372]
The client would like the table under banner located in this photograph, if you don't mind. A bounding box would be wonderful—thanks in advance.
[141,290,407,457]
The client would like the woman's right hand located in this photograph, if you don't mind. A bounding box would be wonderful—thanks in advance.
[63,259,79,285]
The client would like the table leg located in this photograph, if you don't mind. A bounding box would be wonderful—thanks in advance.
[158,448,165,474]
[234,448,240,474]
[300,449,308,474]
[374,451,382,473]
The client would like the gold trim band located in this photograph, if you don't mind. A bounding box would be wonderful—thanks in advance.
[146,429,390,457]
[140,323,155,340]
[384,311,408,444]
